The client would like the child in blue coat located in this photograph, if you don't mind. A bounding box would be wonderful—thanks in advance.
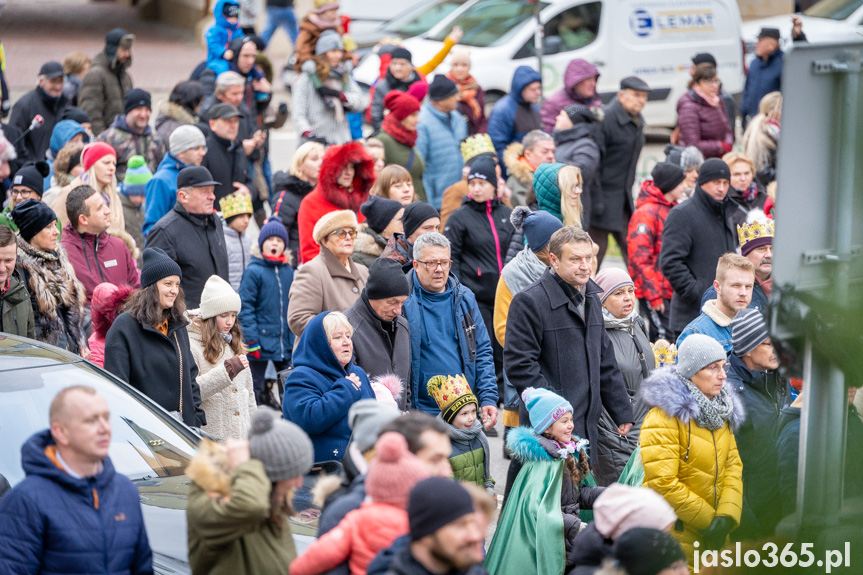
[206,0,241,77]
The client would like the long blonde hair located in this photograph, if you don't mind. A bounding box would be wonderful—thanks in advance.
[557,165,584,228]
[742,91,781,174]
[82,164,125,235]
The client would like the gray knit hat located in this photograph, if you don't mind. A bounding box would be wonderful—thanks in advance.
[169,125,206,157]
[732,308,769,358]
[248,408,314,482]
[677,334,727,380]
[349,399,401,453]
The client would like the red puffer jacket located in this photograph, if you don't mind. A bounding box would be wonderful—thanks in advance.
[626,181,676,307]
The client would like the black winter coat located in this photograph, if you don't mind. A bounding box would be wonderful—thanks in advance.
[659,186,739,334]
[503,270,634,449]
[593,99,644,232]
[344,292,412,410]
[104,312,206,427]
[728,184,769,214]
[444,197,514,306]
[570,523,614,575]
[553,122,600,231]
[201,131,253,203]
[271,171,313,264]
[145,203,229,309]
[8,87,67,162]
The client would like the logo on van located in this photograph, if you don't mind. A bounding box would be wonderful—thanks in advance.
[630,9,653,37]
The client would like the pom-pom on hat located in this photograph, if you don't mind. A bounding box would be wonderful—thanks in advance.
[258,217,290,252]
[384,91,421,122]
[522,387,573,434]
[313,209,358,246]
[248,407,315,482]
[122,155,153,196]
[11,161,50,196]
[427,374,477,423]
[366,432,430,509]
[676,333,727,380]
[219,192,254,220]
[81,142,116,173]
[510,206,562,252]
[140,247,182,288]
[199,275,242,320]
[460,133,495,164]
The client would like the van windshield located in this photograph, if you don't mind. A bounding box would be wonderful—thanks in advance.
[804,0,863,20]
[429,0,549,47]
[384,0,468,38]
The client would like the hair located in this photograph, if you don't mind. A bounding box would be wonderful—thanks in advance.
[680,146,704,174]
[522,129,554,154]
[742,91,782,175]
[313,53,346,84]
[192,315,247,364]
[322,311,353,341]
[365,137,385,154]
[169,80,206,115]
[215,71,245,95]
[49,385,97,424]
[0,225,16,248]
[379,411,449,455]
[369,164,413,200]
[66,185,98,230]
[540,429,590,486]
[289,141,325,180]
[721,151,755,173]
[715,252,755,284]
[63,51,91,76]
[52,142,85,187]
[412,232,450,261]
[84,161,118,197]
[124,282,187,329]
[549,226,593,259]
[688,63,718,90]
[557,165,584,227]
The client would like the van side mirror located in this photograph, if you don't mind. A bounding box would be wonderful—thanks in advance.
[543,35,563,55]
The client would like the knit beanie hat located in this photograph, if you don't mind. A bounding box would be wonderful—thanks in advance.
[407,80,428,103]
[613,528,687,575]
[62,106,92,126]
[408,477,474,541]
[366,432,430,509]
[248,407,315,482]
[427,374,477,423]
[450,45,471,65]
[219,192,254,220]
[169,125,206,157]
[140,247,182,288]
[366,257,410,300]
[522,387,573,434]
[563,104,595,125]
[122,155,153,196]
[348,399,402,454]
[313,209,358,246]
[390,46,412,63]
[11,161,50,197]
[199,275,242,319]
[10,199,57,243]
[401,202,440,240]
[676,333,727,380]
[360,195,403,235]
[595,268,634,303]
[81,142,116,173]
[316,29,344,55]
[466,155,497,189]
[510,206,562,252]
[696,158,731,186]
[384,91,421,122]
[428,75,458,101]
[258,217,290,251]
[732,308,769,358]
[124,88,151,114]
[593,484,678,540]
[651,162,686,194]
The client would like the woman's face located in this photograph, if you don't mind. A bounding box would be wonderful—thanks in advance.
[300,148,323,185]
[93,155,117,186]
[690,360,728,398]
[215,311,237,334]
[401,111,420,132]
[603,285,635,319]
[565,179,582,208]
[450,61,470,82]
[380,208,404,239]
[29,221,59,252]
[468,179,496,203]
[324,227,356,260]
[729,160,753,192]
[325,48,344,68]
[698,76,720,98]
[684,168,698,192]
[371,149,385,175]
[328,322,354,367]
[337,163,355,188]
[388,179,414,205]
[157,275,181,310]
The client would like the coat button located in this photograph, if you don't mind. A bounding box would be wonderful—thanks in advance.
[233,389,237,393]
[235,412,240,416]
[352,287,358,293]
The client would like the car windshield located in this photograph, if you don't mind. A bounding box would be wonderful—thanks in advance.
[804,0,863,19]
[384,0,468,38]
[430,0,549,47]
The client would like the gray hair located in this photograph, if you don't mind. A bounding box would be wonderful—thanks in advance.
[522,130,554,153]
[680,146,704,173]
[412,232,450,261]
[215,71,245,94]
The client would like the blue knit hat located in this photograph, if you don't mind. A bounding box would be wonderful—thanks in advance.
[510,206,563,252]
[258,217,289,251]
[522,387,573,434]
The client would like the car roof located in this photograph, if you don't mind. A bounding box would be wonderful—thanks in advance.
[0,334,84,371]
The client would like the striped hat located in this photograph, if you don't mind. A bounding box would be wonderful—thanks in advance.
[522,387,573,434]
[122,155,152,196]
[732,308,769,357]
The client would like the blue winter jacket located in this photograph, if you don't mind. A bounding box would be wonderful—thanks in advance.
[416,103,467,210]
[238,255,294,361]
[206,0,241,76]
[676,307,734,354]
[0,430,153,575]
[740,49,783,120]
[45,119,89,188]
[143,152,189,236]
[488,66,543,166]
[282,312,376,463]
[403,271,499,413]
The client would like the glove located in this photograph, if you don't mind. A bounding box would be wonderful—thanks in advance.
[245,341,261,360]
[317,86,342,99]
[699,516,734,550]
[224,356,246,380]
[720,141,733,154]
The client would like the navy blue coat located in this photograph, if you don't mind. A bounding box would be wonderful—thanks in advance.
[488,66,542,170]
[282,312,375,463]
[239,256,295,361]
[0,430,152,575]
[740,50,783,120]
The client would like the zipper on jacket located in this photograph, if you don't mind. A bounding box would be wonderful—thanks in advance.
[486,201,503,273]
[275,267,285,360]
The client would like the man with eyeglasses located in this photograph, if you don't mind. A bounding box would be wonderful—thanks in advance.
[403,232,499,431]
[725,308,792,541]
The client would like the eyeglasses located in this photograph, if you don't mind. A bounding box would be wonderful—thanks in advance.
[328,228,357,240]
[704,363,731,374]
[415,260,453,271]
[11,189,33,198]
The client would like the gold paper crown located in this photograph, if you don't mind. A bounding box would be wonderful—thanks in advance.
[219,192,253,220]
[427,374,477,421]
[652,339,678,368]
[737,217,774,248]
[460,134,495,164]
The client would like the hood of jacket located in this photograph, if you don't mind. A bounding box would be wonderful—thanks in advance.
[49,120,89,157]
[354,225,386,257]
[510,66,542,104]
[186,438,233,496]
[2,269,30,305]
[635,179,675,209]
[506,426,564,463]
[110,113,153,137]
[292,311,353,378]
[155,100,196,126]
[21,428,117,495]
[640,366,744,430]
[316,141,376,213]
[274,171,314,198]
[503,142,533,186]
[213,0,241,31]
[156,151,187,174]
[101,31,133,72]
[91,282,134,338]
[564,59,600,94]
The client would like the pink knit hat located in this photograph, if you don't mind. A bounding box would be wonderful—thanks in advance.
[366,432,430,509]
[594,267,634,303]
[593,484,678,540]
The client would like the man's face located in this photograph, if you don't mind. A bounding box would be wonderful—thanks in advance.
[389,58,413,81]
[177,145,206,167]
[0,243,16,284]
[729,161,753,192]
[524,139,555,170]
[406,217,440,244]
[81,192,111,234]
[39,75,65,99]
[237,42,257,74]
[115,46,132,64]
[210,117,240,142]
[368,295,408,322]
[413,245,451,293]
[715,268,754,317]
[573,75,597,100]
[549,241,593,288]
[755,37,779,59]
[414,430,452,477]
[435,93,459,114]
[521,81,542,104]
[425,514,486,569]
[179,185,216,215]
[701,178,730,202]
[746,244,773,280]
[220,84,244,108]
[618,88,648,116]
[126,106,151,134]
[746,338,780,371]
[51,390,112,464]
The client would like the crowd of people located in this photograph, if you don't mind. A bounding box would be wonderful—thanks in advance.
[0,4,860,575]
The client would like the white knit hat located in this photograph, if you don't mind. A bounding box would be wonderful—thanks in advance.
[199,275,241,319]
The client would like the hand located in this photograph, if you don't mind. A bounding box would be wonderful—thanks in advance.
[226,439,251,470]
[350,52,360,67]
[242,138,257,156]
[448,26,464,44]
[651,302,665,314]
[233,182,251,196]
[346,372,362,390]
[223,49,234,61]
[238,354,249,370]
[481,405,498,429]
[498,181,512,203]
[252,77,272,94]
[254,130,267,145]
[791,15,803,38]
[699,516,734,550]
[80,345,91,361]
[317,86,342,99]
[617,422,633,436]
[720,141,732,154]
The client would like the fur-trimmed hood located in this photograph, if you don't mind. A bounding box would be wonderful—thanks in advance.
[639,366,745,430]
[316,141,376,213]
[155,100,197,126]
[353,225,386,257]
[503,142,533,186]
[506,426,560,463]
[186,439,233,496]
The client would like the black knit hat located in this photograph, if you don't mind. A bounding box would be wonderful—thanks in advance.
[697,158,731,185]
[564,104,595,125]
[10,199,56,243]
[360,195,403,235]
[62,106,92,125]
[614,527,686,575]
[141,247,182,288]
[467,155,498,189]
[390,47,412,63]
[12,161,50,197]
[401,202,440,240]
[366,258,411,300]
[428,75,458,101]
[651,162,686,194]
[408,477,474,541]
[124,88,151,114]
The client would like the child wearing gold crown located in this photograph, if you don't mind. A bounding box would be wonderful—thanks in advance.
[427,374,495,495]
[220,192,254,291]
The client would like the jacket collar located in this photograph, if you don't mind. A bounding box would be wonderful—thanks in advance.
[63,222,108,245]
[173,201,218,228]
[321,245,361,279]
[641,366,745,430]
[541,268,600,314]
[692,185,730,217]
[609,98,643,128]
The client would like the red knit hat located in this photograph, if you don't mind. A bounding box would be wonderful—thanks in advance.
[384,91,421,122]
[366,432,430,509]
[82,142,117,173]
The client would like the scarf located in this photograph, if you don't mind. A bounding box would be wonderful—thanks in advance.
[756,275,773,298]
[681,375,735,431]
[447,72,482,118]
[502,245,547,295]
[383,112,417,147]
[553,272,585,320]
[220,332,233,344]
[263,252,290,265]
[440,416,493,487]
[385,69,416,93]
[692,85,721,108]
[601,307,640,331]
[739,181,759,202]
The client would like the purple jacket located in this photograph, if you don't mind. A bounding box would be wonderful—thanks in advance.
[676,90,733,159]
[61,223,140,304]
[541,59,602,133]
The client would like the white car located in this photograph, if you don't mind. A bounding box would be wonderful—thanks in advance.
[340,0,434,37]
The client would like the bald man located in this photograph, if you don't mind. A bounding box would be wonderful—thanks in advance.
[0,385,153,574]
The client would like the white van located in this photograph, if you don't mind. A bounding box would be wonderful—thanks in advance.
[353,0,746,127]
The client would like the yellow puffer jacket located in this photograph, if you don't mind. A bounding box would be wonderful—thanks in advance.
[639,367,743,561]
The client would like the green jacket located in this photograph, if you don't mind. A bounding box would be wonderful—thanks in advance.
[187,460,298,575]
[378,131,426,202]
[0,269,35,339]
[449,436,493,489]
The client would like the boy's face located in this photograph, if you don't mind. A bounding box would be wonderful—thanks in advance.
[452,403,477,430]
[262,236,285,258]
[226,16,239,25]
[228,213,251,234]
